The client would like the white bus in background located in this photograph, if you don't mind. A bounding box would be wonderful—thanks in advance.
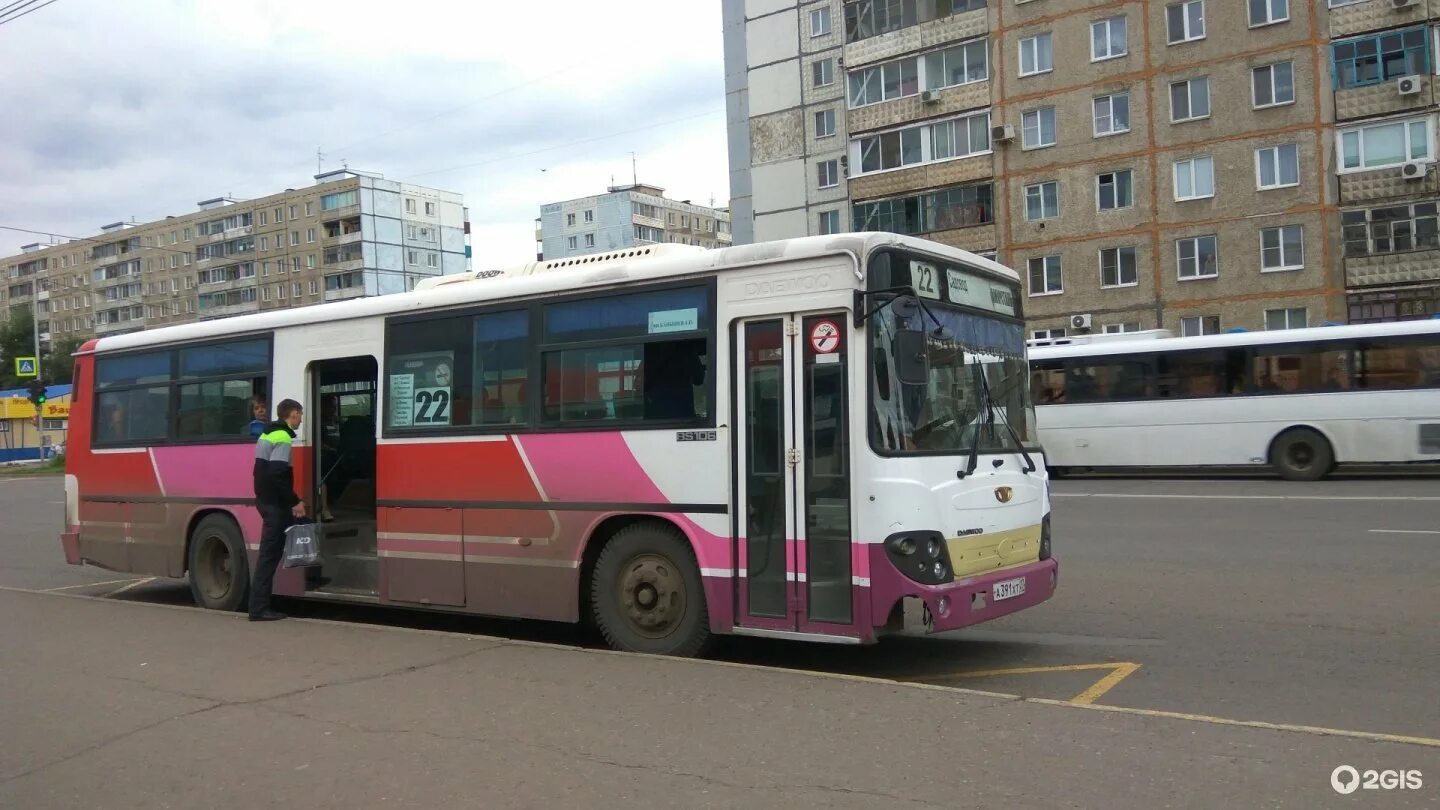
[1027,320,1440,480]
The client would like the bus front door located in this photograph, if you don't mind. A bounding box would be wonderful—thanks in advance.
[733,314,855,639]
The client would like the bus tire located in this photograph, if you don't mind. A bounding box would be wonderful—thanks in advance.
[590,523,711,657]
[1270,428,1334,482]
[187,514,250,612]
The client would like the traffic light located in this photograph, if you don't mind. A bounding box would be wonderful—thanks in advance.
[27,379,47,410]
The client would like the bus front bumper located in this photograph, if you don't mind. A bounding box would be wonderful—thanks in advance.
[872,552,1058,635]
[61,531,81,565]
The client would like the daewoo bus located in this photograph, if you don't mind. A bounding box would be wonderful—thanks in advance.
[1028,320,1440,480]
[61,233,1057,655]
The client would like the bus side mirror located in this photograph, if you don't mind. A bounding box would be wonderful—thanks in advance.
[893,328,929,386]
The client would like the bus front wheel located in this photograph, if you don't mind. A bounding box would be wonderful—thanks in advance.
[1270,428,1335,482]
[590,523,712,657]
[187,515,250,612]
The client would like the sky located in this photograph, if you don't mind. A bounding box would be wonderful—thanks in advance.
[0,0,730,265]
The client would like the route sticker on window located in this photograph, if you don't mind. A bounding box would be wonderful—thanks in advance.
[390,351,455,427]
[389,374,416,427]
[810,320,841,354]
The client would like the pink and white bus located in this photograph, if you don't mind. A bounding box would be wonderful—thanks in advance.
[60,233,1057,655]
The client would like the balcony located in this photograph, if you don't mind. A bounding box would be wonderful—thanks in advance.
[325,285,365,302]
[224,224,253,239]
[323,258,364,274]
[321,203,362,221]
[198,302,254,319]
[326,230,363,246]
[633,214,664,229]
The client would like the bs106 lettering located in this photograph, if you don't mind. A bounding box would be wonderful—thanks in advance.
[676,430,717,442]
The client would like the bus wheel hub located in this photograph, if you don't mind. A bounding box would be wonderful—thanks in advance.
[620,555,683,634]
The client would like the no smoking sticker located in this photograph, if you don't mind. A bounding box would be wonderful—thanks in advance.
[809,320,841,354]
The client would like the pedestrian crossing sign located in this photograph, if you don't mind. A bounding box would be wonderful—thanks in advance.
[15,357,37,377]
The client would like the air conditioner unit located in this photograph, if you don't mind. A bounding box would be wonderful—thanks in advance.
[1392,0,1418,9]
[991,124,1016,142]
[1397,75,1422,95]
[1070,314,1093,330]
[920,89,940,104]
[1401,160,1427,180]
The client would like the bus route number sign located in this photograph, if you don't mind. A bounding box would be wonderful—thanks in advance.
[810,320,841,354]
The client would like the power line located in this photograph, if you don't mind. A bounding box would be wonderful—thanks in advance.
[0,0,38,17]
[0,0,59,26]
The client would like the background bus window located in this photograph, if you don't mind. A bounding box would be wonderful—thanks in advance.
[1358,340,1437,390]
[472,310,529,425]
[1030,362,1066,403]
[1252,343,1352,394]
[1063,358,1155,402]
[1156,350,1244,398]
[96,387,170,444]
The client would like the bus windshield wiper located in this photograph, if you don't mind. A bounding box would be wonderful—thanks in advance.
[960,360,1036,477]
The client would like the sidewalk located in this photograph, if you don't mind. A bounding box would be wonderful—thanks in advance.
[0,588,1433,809]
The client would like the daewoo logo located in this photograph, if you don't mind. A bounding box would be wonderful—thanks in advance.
[743,275,832,298]
[994,487,1014,504]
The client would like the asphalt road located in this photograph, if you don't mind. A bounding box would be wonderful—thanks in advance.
[2,471,1438,749]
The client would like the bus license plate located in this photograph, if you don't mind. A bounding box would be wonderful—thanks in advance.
[992,577,1026,601]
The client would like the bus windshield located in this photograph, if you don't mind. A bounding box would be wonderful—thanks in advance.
[870,301,1036,455]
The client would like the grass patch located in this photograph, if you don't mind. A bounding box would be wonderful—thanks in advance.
[1,454,65,476]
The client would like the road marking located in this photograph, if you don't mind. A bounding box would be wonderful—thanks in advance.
[42,577,145,592]
[3,584,1438,750]
[1054,493,1440,502]
[1369,529,1440,535]
[104,577,156,597]
[921,662,1142,706]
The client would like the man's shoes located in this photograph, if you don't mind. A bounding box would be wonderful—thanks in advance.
[248,610,287,622]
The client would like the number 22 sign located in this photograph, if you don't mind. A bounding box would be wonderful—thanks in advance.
[412,388,451,425]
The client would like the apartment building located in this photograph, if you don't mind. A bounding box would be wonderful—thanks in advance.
[725,0,1440,335]
[1,171,470,349]
[538,183,732,260]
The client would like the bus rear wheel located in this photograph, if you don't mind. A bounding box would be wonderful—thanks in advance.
[1270,428,1334,482]
[591,523,711,657]
[188,515,249,612]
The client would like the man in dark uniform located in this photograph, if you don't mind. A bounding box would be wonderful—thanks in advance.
[249,398,305,621]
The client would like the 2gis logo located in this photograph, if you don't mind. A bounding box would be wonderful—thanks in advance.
[1330,765,1423,795]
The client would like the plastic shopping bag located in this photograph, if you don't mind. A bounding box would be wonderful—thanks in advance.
[283,520,322,568]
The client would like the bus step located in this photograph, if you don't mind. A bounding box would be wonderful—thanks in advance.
[318,551,377,593]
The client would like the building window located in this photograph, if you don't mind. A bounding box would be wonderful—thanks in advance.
[1167,0,1205,44]
[258,210,268,225]
[1032,328,1066,341]
[306,228,316,243]
[1341,202,1440,257]
[1021,106,1057,148]
[1170,77,1211,122]
[815,109,836,138]
[290,231,300,247]
[817,159,840,189]
[425,202,436,216]
[584,234,595,248]
[321,190,357,210]
[819,210,841,235]
[1102,323,1142,334]
[846,57,917,106]
[1256,144,1300,189]
[1249,0,1288,27]
[1265,307,1308,330]
[310,280,320,295]
[1100,246,1138,287]
[584,210,594,223]
[1174,156,1216,201]
[923,37,989,89]
[307,255,316,269]
[851,111,990,175]
[274,207,284,223]
[852,181,994,234]
[1338,117,1433,172]
[1177,235,1219,279]
[810,6,831,37]
[813,58,835,87]
[1024,181,1060,221]
[406,199,416,214]
[1261,224,1305,271]
[567,236,578,250]
[304,202,313,217]
[277,284,287,300]
[566,213,575,226]
[1093,92,1130,136]
[1181,315,1222,336]
[1331,29,1428,90]
[289,206,298,220]
[1091,16,1127,62]
[1028,255,1063,296]
[1097,170,1134,210]
[259,236,269,251]
[846,0,986,42]
[1252,62,1295,108]
[1019,32,1053,76]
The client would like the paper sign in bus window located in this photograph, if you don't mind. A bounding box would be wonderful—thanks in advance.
[390,351,454,427]
[648,308,698,334]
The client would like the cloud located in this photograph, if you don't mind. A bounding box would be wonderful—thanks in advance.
[0,0,729,265]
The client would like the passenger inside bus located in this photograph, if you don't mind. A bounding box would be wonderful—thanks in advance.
[644,339,706,420]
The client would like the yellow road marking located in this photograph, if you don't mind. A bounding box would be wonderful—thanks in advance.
[104,577,156,597]
[1071,662,1141,705]
[920,661,1142,706]
[42,577,144,592]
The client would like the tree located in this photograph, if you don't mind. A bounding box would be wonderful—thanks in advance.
[0,305,36,391]
[43,335,86,385]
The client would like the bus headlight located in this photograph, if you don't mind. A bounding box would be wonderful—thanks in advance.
[1039,514,1052,561]
[884,531,954,586]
